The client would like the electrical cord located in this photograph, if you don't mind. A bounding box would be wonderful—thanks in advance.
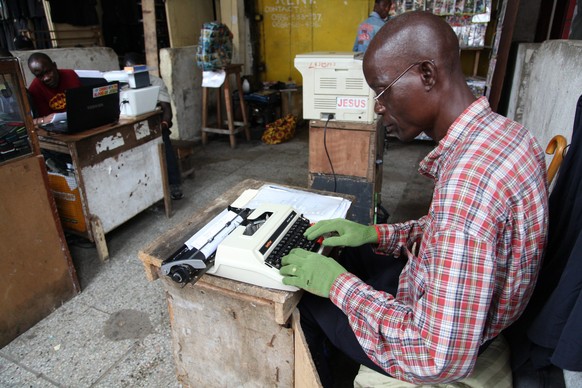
[322,113,337,192]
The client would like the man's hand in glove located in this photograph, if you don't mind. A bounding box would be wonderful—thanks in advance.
[279,248,347,298]
[304,218,378,247]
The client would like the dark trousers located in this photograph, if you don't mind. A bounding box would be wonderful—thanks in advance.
[162,128,181,186]
[298,245,406,387]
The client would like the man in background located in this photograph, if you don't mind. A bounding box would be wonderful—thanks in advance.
[353,0,392,53]
[123,52,183,200]
[27,52,81,126]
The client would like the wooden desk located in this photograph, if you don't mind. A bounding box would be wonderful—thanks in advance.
[139,179,321,387]
[38,111,170,261]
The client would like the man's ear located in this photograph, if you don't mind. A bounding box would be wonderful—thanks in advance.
[420,60,436,91]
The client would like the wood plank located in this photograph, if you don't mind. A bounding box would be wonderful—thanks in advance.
[293,310,323,387]
[202,126,246,135]
[165,0,214,48]
[141,0,159,78]
[309,119,376,132]
[0,155,79,347]
[90,216,109,261]
[158,142,172,218]
[163,276,295,387]
[309,126,375,180]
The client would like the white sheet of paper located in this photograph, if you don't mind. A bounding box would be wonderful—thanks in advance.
[242,184,351,222]
[103,70,129,84]
[202,70,226,88]
[50,112,67,123]
[184,209,244,257]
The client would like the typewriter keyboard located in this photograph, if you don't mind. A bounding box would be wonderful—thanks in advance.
[264,216,319,269]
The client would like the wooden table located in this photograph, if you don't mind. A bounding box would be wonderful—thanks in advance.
[139,179,322,387]
[38,110,170,261]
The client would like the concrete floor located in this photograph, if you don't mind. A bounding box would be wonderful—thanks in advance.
[0,124,435,387]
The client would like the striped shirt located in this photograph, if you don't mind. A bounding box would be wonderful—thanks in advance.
[330,97,549,384]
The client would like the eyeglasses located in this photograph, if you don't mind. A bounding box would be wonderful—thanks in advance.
[373,59,434,102]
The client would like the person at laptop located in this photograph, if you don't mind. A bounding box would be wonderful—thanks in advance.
[27,52,82,127]
[123,52,183,200]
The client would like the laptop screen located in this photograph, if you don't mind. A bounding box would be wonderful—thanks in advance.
[64,81,120,133]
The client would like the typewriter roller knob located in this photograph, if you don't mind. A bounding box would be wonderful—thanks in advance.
[169,265,194,284]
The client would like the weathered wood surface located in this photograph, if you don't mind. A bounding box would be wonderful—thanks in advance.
[164,276,295,387]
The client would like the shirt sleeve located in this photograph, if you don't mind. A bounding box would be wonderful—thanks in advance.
[330,229,495,383]
[374,215,429,256]
[149,75,171,103]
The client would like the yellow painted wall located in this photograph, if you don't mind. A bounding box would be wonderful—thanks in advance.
[257,0,374,84]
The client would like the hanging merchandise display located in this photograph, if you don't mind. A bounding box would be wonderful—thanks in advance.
[196,22,234,71]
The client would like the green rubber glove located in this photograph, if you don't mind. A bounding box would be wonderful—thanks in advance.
[304,218,378,247]
[279,248,347,298]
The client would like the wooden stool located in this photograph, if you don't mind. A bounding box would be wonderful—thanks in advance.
[171,139,196,179]
[201,64,251,148]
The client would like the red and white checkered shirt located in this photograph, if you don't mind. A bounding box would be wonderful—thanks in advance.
[330,97,549,384]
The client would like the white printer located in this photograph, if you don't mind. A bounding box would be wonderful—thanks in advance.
[294,51,376,123]
[119,85,160,117]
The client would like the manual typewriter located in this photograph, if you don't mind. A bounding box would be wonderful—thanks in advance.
[161,203,321,291]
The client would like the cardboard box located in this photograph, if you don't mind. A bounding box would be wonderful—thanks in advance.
[48,173,86,233]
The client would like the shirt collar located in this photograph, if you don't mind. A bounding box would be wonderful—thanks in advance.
[419,96,491,179]
[370,11,386,20]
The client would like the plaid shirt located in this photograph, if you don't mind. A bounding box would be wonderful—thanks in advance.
[330,97,548,384]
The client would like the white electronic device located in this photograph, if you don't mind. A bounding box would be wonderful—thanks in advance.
[120,85,160,117]
[294,51,376,123]
[208,203,320,291]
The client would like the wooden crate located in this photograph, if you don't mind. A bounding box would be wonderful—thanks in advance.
[308,120,378,181]
[171,139,196,179]
[163,275,299,386]
[308,119,384,225]
[138,179,323,387]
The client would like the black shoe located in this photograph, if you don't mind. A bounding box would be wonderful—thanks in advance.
[170,185,183,200]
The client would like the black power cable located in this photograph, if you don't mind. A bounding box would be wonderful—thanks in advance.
[322,113,337,192]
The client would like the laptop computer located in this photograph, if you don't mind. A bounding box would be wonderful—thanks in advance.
[42,81,120,134]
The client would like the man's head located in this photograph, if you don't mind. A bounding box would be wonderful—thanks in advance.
[374,0,392,20]
[123,52,145,68]
[28,52,60,89]
[14,35,34,50]
[363,11,472,142]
